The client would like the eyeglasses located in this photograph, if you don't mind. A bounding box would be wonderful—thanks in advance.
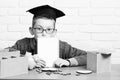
[33,27,56,34]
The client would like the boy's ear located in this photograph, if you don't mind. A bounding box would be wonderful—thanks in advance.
[29,27,34,35]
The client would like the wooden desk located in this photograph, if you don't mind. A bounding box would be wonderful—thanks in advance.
[1,64,120,80]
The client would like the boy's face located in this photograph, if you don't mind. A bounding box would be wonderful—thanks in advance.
[31,18,56,38]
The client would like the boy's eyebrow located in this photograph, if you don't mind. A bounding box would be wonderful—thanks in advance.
[34,25,55,28]
[34,25,43,28]
[46,26,54,28]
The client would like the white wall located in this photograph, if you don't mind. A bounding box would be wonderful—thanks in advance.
[0,0,120,64]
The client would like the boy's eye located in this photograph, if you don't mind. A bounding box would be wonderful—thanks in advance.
[47,28,52,31]
[46,28,54,33]
[37,28,42,30]
[34,28,43,30]
[46,28,54,31]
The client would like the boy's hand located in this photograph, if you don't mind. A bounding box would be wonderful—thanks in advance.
[54,58,70,68]
[33,55,46,68]
[28,56,36,70]
[35,59,46,68]
[26,52,36,70]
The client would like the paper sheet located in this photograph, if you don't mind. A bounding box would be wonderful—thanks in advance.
[37,37,59,67]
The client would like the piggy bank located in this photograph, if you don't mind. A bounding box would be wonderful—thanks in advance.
[0,51,28,78]
[87,51,111,73]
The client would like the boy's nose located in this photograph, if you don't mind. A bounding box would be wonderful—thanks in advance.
[42,34,45,37]
[42,31,46,37]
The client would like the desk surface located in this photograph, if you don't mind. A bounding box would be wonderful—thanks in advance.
[1,64,120,80]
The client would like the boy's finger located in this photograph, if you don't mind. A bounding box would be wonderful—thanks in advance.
[40,59,46,63]
[36,63,46,68]
[59,63,63,68]
[36,61,46,64]
[36,64,45,68]
[36,59,46,63]
[37,62,46,66]
[35,65,42,68]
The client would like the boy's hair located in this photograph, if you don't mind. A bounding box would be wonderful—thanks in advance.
[32,14,56,27]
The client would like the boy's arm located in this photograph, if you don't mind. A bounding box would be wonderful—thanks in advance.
[0,41,20,53]
[67,54,87,66]
[60,41,87,66]
[6,39,27,55]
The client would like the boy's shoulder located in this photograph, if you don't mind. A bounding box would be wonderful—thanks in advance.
[16,37,35,44]
[59,40,70,48]
[59,40,69,45]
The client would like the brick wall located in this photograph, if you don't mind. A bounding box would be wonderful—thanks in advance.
[0,0,120,64]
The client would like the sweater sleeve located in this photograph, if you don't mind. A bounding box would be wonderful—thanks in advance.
[60,41,87,66]
[8,39,28,55]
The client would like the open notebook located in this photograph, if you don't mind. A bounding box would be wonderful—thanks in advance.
[37,37,59,68]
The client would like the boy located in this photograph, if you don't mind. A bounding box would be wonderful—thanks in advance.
[6,5,87,70]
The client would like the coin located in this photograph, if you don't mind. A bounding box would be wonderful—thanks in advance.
[46,72,52,75]
[75,73,80,76]
[36,69,42,74]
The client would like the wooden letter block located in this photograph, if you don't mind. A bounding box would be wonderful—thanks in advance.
[0,51,28,78]
[87,51,111,73]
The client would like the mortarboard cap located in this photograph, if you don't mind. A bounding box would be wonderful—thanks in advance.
[27,5,65,20]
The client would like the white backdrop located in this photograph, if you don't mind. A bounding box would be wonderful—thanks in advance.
[0,0,120,64]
